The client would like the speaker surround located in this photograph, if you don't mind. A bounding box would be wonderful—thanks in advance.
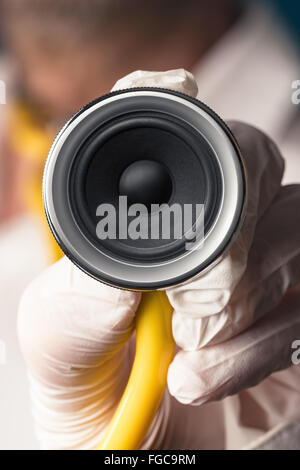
[43,88,246,290]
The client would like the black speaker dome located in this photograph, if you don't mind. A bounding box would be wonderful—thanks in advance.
[119,159,173,208]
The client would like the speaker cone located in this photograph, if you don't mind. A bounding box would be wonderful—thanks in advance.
[43,88,245,290]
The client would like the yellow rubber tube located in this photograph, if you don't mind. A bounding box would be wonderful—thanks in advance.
[98,291,175,450]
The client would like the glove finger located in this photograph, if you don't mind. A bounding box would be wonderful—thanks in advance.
[111,68,198,97]
[226,184,300,331]
[168,289,300,405]
[171,184,300,349]
[18,256,141,384]
[230,121,285,211]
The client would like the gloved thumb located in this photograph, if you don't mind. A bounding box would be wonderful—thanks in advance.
[111,68,198,98]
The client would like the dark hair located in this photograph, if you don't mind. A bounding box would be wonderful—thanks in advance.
[0,0,240,53]
[0,0,195,26]
[0,0,205,46]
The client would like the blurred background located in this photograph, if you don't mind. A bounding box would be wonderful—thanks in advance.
[0,0,299,449]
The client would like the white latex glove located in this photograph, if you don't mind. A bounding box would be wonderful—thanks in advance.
[18,70,300,450]
[166,121,300,411]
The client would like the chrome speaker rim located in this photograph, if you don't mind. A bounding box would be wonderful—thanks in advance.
[43,88,246,290]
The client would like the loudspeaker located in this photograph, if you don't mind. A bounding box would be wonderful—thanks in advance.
[43,88,246,290]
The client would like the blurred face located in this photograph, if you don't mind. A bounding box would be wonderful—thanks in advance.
[9,30,137,125]
[2,0,240,128]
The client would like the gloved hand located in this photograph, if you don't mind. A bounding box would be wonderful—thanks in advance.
[18,69,300,450]
[166,124,300,408]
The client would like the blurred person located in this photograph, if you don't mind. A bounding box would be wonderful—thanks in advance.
[0,0,299,449]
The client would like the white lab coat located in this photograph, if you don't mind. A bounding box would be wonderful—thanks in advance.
[191,5,300,450]
[193,5,300,185]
